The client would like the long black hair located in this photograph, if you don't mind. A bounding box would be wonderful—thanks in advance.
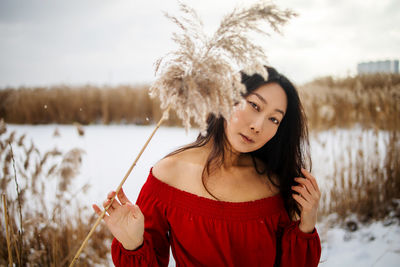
[166,66,311,219]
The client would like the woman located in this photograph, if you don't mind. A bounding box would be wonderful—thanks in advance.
[93,66,322,266]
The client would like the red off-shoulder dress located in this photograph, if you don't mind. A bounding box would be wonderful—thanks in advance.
[111,169,321,266]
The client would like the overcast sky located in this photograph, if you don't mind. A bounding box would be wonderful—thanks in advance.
[0,0,399,88]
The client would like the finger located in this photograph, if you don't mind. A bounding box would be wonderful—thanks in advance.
[105,194,121,207]
[295,177,316,195]
[295,178,320,203]
[111,196,121,208]
[103,199,119,214]
[301,169,320,192]
[92,204,102,216]
[292,185,312,201]
[117,188,131,205]
[292,193,311,210]
[308,177,321,199]
[300,169,321,200]
[308,172,321,194]
[103,199,113,211]
[107,191,116,200]
[93,204,109,218]
[92,204,110,223]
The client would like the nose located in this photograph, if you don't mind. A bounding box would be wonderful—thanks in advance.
[250,126,260,133]
[250,117,263,134]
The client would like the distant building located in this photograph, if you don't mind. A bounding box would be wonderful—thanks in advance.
[357,60,399,74]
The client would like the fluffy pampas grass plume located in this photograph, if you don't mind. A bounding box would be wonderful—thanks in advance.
[150,0,296,134]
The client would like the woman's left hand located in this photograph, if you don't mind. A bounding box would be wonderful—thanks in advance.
[291,168,321,233]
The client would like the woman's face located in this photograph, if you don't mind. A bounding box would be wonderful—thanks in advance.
[225,82,287,153]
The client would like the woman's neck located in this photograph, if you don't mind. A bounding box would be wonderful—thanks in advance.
[224,148,250,168]
[204,139,252,169]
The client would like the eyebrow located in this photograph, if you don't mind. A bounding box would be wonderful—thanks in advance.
[251,92,286,116]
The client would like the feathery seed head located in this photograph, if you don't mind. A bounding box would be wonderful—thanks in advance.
[150,0,296,133]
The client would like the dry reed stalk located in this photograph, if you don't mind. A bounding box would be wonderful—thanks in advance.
[69,107,170,266]
[0,119,6,135]
[8,216,21,266]
[8,142,23,264]
[2,194,13,267]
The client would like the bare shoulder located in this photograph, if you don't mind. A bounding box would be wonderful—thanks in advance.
[152,153,183,185]
[152,147,207,191]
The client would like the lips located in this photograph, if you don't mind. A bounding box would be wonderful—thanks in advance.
[240,133,254,143]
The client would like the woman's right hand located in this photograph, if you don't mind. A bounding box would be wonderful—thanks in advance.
[92,188,145,250]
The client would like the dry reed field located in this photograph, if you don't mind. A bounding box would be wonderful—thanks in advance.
[0,120,112,266]
[1,73,399,131]
[0,73,399,265]
[299,73,400,131]
[298,73,400,227]
[317,129,400,223]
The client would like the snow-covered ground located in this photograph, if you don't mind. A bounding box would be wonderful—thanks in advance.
[5,124,400,266]
[318,214,400,266]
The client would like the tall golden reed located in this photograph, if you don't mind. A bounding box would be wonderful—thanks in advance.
[2,194,13,266]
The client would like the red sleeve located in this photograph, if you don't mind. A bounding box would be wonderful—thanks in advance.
[277,219,321,267]
[111,177,170,267]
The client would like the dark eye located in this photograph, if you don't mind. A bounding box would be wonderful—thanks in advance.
[270,117,280,125]
[248,101,260,111]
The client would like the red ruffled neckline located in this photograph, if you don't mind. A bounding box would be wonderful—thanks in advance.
[146,168,286,221]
